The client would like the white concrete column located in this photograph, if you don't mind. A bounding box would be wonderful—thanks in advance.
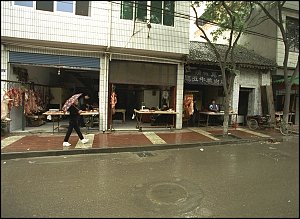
[1,45,9,101]
[176,63,184,129]
[231,70,240,114]
[99,53,109,132]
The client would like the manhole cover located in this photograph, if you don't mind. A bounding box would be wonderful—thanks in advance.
[131,179,203,214]
[146,183,188,205]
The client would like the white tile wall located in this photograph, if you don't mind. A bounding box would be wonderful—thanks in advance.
[231,68,272,116]
[1,1,190,55]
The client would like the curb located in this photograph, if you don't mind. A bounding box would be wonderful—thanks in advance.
[1,137,269,160]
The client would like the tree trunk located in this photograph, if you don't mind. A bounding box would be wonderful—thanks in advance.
[283,84,292,125]
[222,93,230,136]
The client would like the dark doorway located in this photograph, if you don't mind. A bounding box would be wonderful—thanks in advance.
[238,88,251,124]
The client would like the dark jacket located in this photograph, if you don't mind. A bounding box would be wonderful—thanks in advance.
[68,105,80,123]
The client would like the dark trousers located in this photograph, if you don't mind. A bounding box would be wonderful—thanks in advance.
[64,120,84,142]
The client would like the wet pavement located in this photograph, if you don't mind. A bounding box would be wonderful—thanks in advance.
[1,137,299,217]
[1,125,298,159]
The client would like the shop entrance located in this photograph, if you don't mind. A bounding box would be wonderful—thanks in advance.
[5,64,100,132]
[109,83,176,130]
[238,88,252,125]
[108,60,177,131]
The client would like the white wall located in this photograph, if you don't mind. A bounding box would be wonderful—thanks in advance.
[110,1,190,55]
[232,68,272,116]
[276,10,299,68]
[1,1,108,46]
[1,1,190,56]
[239,2,299,69]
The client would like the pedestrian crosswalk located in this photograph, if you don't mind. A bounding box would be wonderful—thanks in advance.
[236,128,270,138]
[143,132,167,144]
[75,134,94,149]
[1,135,25,149]
[188,127,220,140]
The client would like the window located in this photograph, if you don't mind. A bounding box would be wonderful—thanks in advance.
[75,1,90,16]
[14,1,33,7]
[136,1,147,22]
[36,1,54,12]
[56,1,73,13]
[13,1,90,16]
[150,1,162,24]
[120,1,134,20]
[163,1,174,26]
[120,1,175,26]
[286,17,299,52]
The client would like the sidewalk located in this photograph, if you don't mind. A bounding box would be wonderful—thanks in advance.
[1,125,298,160]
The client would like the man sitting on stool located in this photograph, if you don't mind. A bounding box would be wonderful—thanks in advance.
[209,99,219,112]
[208,99,222,125]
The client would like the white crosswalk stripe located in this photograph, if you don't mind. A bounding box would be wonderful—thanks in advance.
[189,127,220,141]
[236,127,270,138]
[1,135,26,149]
[75,134,94,149]
[143,132,166,144]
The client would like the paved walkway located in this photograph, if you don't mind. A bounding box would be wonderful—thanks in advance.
[1,125,298,160]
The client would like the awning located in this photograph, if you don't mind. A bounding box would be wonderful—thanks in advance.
[273,75,299,85]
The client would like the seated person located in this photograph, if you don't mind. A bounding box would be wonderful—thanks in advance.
[209,99,219,112]
[208,99,223,125]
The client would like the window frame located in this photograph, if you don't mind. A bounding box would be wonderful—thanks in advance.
[56,1,74,14]
[36,1,54,12]
[13,1,90,16]
[286,16,299,53]
[13,1,33,7]
[120,1,175,27]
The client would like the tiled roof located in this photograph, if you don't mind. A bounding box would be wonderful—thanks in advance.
[187,41,277,70]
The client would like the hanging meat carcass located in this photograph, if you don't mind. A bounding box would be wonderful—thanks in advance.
[1,94,13,121]
[111,91,117,115]
[184,94,194,116]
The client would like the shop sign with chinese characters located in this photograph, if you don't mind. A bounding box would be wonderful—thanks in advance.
[185,69,223,86]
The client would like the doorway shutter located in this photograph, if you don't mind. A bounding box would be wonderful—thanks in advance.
[9,51,100,70]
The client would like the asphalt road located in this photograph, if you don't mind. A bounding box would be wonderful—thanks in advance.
[1,136,299,218]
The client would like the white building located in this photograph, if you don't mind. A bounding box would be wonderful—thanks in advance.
[239,1,299,124]
[187,2,277,125]
[1,1,190,132]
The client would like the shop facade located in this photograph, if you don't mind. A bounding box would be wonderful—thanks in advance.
[1,45,186,133]
[1,1,190,132]
[1,45,101,131]
[100,54,185,132]
[183,42,277,126]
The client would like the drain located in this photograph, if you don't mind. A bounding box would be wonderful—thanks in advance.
[136,152,154,157]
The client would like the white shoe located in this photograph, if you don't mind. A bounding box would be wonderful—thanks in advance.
[63,142,71,147]
[81,139,89,144]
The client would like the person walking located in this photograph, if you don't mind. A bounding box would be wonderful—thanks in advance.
[79,94,92,127]
[63,98,89,147]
